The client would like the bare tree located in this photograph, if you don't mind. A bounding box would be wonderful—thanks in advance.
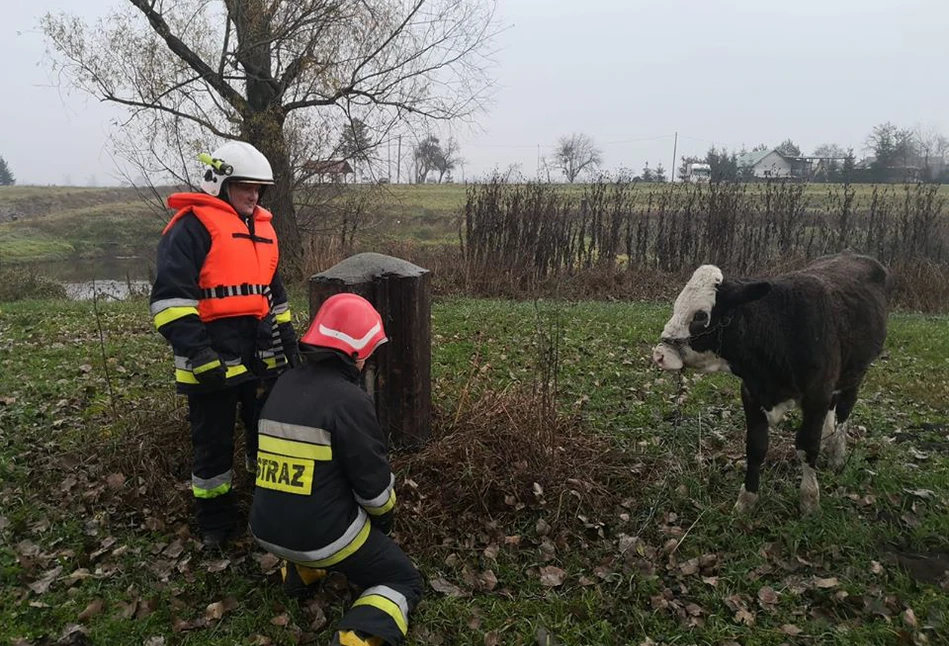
[434,137,462,183]
[812,143,847,158]
[412,135,441,184]
[914,125,949,178]
[553,133,601,183]
[42,0,498,273]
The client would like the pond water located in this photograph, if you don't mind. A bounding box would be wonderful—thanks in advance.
[28,253,154,301]
[64,279,152,301]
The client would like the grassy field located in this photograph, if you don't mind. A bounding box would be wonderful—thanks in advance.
[1,294,946,645]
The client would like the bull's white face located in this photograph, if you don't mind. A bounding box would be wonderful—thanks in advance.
[652,264,731,373]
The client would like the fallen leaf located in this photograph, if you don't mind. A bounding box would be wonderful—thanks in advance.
[781,624,803,636]
[136,597,159,619]
[206,558,230,573]
[256,552,281,573]
[477,570,498,592]
[28,566,63,595]
[813,577,839,589]
[903,608,918,628]
[429,577,468,598]
[734,608,756,626]
[115,600,138,620]
[16,540,41,558]
[143,638,165,646]
[78,599,104,621]
[483,544,499,560]
[539,565,566,588]
[304,599,327,631]
[270,613,290,627]
[106,473,126,489]
[536,518,551,536]
[249,636,273,645]
[484,630,500,646]
[206,601,227,621]
[757,586,779,605]
[679,558,699,576]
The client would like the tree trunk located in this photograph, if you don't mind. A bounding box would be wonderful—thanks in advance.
[249,113,303,277]
[230,0,303,277]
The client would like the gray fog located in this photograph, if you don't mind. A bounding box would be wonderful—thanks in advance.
[3,0,948,185]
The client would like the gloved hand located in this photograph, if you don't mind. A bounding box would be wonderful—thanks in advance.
[191,348,227,387]
[371,510,395,536]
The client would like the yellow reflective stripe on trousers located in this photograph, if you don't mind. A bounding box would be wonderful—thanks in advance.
[259,434,332,461]
[192,470,232,498]
[352,594,409,635]
[175,363,248,385]
[154,306,199,329]
[193,481,231,498]
[275,310,292,324]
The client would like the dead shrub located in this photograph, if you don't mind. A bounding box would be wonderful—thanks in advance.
[0,266,67,301]
[393,385,630,553]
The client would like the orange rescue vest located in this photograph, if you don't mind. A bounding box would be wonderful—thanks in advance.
[163,193,279,322]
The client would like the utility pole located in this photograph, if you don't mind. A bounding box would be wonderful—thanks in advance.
[670,131,678,183]
[396,135,402,184]
[387,137,392,182]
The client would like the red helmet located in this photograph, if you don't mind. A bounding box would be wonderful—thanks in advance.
[300,293,388,360]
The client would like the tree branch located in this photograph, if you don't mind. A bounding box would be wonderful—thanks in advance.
[127,0,247,113]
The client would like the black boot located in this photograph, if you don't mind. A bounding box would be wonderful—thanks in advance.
[195,491,237,548]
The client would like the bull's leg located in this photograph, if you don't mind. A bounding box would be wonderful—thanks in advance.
[735,384,769,514]
[824,386,859,470]
[796,398,830,515]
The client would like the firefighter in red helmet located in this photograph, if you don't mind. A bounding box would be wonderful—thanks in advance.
[250,293,422,646]
[149,141,298,548]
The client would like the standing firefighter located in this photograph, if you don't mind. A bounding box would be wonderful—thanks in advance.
[149,141,298,547]
[250,293,423,646]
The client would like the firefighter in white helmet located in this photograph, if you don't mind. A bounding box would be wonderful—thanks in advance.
[149,140,299,547]
[250,293,422,646]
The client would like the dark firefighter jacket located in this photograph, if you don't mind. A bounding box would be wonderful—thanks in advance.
[249,348,396,568]
[149,193,297,393]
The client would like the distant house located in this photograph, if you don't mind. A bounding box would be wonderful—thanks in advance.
[738,149,795,179]
[303,159,355,183]
[738,149,845,181]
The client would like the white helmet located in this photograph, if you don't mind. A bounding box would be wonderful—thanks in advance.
[199,141,274,197]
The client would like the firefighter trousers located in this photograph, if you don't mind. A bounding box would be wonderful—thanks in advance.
[187,379,269,535]
[292,527,423,646]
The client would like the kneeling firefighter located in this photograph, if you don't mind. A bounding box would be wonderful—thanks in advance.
[149,141,298,547]
[250,293,423,646]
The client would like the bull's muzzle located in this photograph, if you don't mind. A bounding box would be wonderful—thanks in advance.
[653,340,685,371]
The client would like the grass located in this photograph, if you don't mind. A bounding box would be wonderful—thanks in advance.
[0,294,946,645]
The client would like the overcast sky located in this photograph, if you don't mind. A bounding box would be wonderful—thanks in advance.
[3,0,949,185]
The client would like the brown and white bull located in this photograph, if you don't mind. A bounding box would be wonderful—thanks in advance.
[652,252,889,514]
